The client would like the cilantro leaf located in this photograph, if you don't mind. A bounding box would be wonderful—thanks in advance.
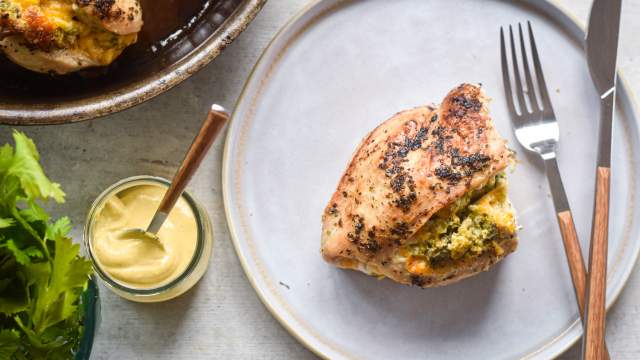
[19,201,49,225]
[0,144,13,174]
[24,247,43,260]
[0,240,42,266]
[0,131,92,359]
[0,329,20,359]
[0,218,14,229]
[0,255,29,315]
[31,233,92,333]
[0,278,29,315]
[2,131,65,204]
[45,217,72,243]
[3,240,31,265]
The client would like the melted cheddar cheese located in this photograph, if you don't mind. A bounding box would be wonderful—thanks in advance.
[0,0,136,66]
[399,172,517,276]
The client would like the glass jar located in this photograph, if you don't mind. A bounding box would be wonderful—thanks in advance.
[84,176,213,302]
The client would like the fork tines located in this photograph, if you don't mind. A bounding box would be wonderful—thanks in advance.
[500,21,554,119]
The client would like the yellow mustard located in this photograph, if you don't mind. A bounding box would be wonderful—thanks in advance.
[91,185,198,289]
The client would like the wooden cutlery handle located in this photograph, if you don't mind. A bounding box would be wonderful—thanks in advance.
[557,211,610,360]
[158,105,229,214]
[583,167,611,360]
[557,211,588,311]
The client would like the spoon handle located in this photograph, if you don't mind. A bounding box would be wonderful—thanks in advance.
[156,104,229,220]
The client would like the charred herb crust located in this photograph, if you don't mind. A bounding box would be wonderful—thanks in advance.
[347,215,380,254]
[431,88,491,184]
[449,94,482,118]
[434,148,491,184]
[78,0,139,23]
[378,122,429,212]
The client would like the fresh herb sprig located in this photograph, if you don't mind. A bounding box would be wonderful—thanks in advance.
[0,130,93,359]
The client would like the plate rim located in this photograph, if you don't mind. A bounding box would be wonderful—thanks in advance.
[222,1,640,358]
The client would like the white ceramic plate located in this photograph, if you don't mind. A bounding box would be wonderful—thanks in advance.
[222,1,640,359]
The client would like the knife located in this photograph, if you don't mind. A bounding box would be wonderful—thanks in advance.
[583,0,622,358]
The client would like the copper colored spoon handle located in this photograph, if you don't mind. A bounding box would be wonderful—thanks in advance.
[147,104,229,234]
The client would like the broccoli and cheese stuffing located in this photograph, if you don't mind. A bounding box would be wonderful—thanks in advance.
[0,0,142,73]
[399,172,516,276]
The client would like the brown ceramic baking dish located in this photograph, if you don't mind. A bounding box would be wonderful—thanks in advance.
[0,0,266,125]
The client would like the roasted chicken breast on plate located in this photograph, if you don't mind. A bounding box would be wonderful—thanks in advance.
[321,84,517,287]
[0,0,142,74]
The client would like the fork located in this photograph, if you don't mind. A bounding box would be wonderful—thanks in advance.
[500,22,610,359]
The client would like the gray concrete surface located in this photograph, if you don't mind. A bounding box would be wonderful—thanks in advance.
[1,0,639,359]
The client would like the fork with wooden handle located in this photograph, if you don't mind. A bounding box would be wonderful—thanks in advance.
[500,23,610,359]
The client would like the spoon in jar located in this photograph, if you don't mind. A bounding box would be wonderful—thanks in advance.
[119,104,229,242]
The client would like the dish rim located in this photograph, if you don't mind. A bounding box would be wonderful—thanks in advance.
[221,0,640,359]
[75,276,100,360]
[0,0,267,125]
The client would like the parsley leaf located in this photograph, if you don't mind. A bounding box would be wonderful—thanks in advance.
[3,131,64,203]
[4,240,31,265]
[0,329,21,359]
[0,131,92,359]
[0,218,14,229]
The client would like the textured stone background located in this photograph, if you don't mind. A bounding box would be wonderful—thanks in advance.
[1,0,639,358]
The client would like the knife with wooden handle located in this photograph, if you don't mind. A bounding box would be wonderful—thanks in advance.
[583,0,622,358]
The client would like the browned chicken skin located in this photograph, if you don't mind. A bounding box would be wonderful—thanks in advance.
[321,84,517,287]
[76,0,143,35]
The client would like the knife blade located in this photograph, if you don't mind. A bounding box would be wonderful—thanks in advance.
[586,0,622,167]
[587,0,622,98]
[583,0,622,358]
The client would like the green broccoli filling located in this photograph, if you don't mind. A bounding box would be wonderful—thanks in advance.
[407,173,509,268]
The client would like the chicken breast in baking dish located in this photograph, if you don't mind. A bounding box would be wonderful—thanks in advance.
[0,0,142,74]
[321,84,518,287]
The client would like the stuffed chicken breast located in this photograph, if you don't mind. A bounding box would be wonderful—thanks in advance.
[321,84,517,287]
[0,0,142,74]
